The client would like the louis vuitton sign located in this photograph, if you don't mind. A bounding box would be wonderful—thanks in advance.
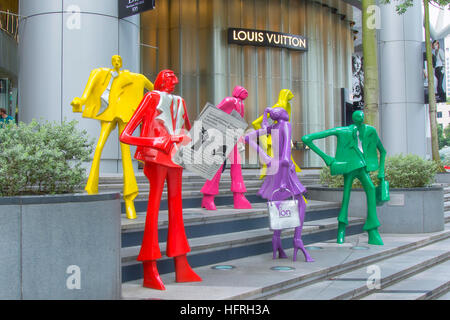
[228,28,308,51]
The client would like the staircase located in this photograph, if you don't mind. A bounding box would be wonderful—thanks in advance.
[97,170,450,300]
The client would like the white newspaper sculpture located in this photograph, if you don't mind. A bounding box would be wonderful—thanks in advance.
[173,103,248,180]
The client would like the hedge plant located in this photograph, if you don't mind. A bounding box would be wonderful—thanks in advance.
[319,154,439,189]
[0,120,94,196]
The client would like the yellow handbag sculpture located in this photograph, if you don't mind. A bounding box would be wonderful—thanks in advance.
[252,89,302,179]
[71,55,154,219]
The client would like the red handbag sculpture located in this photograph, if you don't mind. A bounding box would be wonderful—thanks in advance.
[120,70,201,290]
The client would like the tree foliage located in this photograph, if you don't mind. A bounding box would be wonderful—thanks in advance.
[381,0,450,14]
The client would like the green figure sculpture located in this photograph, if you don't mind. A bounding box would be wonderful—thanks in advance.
[301,111,386,245]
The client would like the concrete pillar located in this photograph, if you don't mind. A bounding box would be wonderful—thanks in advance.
[378,0,429,158]
[18,0,140,173]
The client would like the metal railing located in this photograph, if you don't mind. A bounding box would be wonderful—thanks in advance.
[0,10,19,42]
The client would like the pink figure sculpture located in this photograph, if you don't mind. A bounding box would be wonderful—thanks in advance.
[200,86,252,211]
[245,107,314,262]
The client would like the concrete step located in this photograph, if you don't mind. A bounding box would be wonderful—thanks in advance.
[98,178,321,194]
[120,200,345,283]
[361,259,450,300]
[121,224,450,300]
[437,290,450,300]
[267,237,450,300]
[446,211,450,224]
[121,216,363,269]
[96,169,321,185]
[445,201,450,212]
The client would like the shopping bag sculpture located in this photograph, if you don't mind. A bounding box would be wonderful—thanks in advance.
[301,110,388,246]
[245,107,313,262]
[200,86,252,210]
[252,89,302,179]
[120,70,202,290]
[71,55,154,219]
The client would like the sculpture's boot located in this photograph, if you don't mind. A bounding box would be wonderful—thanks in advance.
[337,222,346,244]
[174,255,202,283]
[272,231,288,259]
[293,227,314,262]
[124,193,137,220]
[201,195,217,211]
[367,228,384,246]
[233,193,252,209]
[142,261,166,290]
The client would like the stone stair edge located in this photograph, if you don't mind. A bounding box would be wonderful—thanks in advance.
[245,228,450,300]
[120,200,342,232]
[120,216,366,266]
[120,226,450,300]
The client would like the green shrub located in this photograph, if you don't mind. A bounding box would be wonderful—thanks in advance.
[319,154,439,189]
[0,120,94,196]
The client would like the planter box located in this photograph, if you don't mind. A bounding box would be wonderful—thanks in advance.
[435,172,450,184]
[0,192,121,300]
[306,186,444,234]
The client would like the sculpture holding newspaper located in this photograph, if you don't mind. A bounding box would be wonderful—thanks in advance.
[200,86,252,211]
[301,110,387,246]
[120,70,201,290]
[245,107,313,262]
[71,55,154,219]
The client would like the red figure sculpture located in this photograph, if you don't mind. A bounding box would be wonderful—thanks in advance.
[120,70,202,290]
[200,86,252,211]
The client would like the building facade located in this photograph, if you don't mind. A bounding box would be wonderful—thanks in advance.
[17,0,356,171]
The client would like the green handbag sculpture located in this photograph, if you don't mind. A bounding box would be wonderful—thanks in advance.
[376,178,390,206]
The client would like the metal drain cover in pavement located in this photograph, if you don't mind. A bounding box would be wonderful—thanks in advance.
[271,266,296,272]
[305,246,323,250]
[211,265,236,270]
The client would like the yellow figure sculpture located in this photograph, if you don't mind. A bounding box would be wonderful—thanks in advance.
[252,89,302,179]
[71,55,154,219]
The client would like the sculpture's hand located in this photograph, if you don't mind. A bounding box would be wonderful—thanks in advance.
[171,134,191,145]
[71,97,84,113]
[324,156,335,167]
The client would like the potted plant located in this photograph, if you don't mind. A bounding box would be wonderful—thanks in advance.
[0,120,121,300]
[306,154,443,234]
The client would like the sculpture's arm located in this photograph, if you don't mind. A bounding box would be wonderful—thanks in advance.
[216,98,234,114]
[142,75,154,92]
[245,129,272,165]
[71,69,101,112]
[376,137,387,179]
[301,129,337,166]
[181,99,192,132]
[278,122,292,189]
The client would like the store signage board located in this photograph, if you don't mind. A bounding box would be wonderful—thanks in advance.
[118,0,155,19]
[228,28,308,51]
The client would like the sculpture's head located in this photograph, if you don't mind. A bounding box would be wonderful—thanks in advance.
[267,107,289,122]
[111,55,123,70]
[232,86,248,100]
[278,89,294,103]
[154,70,178,93]
[352,110,364,125]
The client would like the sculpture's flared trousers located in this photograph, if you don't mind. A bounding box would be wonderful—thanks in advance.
[201,145,247,195]
[338,167,381,231]
[137,162,191,261]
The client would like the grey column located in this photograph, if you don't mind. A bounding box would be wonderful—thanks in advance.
[378,0,429,158]
[18,0,140,173]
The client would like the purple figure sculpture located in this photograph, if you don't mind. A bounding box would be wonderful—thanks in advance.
[245,107,314,262]
[200,86,252,211]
